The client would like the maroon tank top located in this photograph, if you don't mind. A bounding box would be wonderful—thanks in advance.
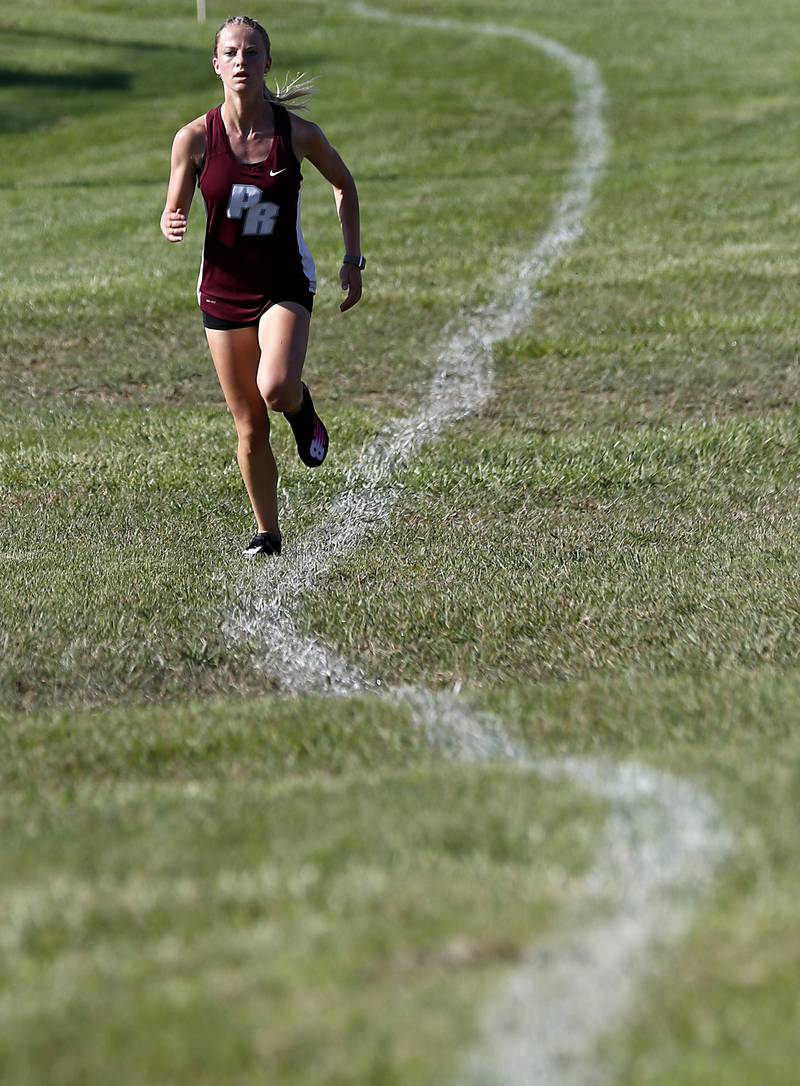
[197,102,316,323]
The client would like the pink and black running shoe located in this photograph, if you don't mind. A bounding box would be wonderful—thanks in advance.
[284,382,329,467]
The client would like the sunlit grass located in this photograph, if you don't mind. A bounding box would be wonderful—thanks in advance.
[2,0,800,1082]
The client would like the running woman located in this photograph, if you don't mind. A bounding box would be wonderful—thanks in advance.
[161,15,364,557]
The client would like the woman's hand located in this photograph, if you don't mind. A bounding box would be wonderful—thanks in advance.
[161,208,188,243]
[340,263,362,312]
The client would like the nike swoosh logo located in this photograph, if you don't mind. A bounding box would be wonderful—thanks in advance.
[270,168,287,177]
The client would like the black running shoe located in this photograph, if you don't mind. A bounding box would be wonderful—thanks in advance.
[243,531,282,557]
[284,382,328,467]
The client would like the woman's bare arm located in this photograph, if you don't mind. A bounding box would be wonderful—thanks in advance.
[161,119,205,243]
[292,117,362,312]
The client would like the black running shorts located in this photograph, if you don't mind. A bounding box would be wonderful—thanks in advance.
[202,293,314,330]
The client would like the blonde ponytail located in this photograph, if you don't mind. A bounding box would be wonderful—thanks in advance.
[265,72,317,112]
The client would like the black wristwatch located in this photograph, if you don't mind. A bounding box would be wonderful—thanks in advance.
[342,254,366,270]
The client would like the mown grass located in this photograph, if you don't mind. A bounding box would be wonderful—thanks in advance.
[2,0,800,1082]
[0,697,601,1086]
[304,412,800,684]
[489,674,800,1086]
[0,405,382,710]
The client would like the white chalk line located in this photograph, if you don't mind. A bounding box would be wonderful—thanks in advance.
[225,6,731,1085]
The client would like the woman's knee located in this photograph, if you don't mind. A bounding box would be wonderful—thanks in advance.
[258,373,302,413]
[232,410,269,453]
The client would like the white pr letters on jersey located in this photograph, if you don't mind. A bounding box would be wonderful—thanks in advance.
[227,184,280,237]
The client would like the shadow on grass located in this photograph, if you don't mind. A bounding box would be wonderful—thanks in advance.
[0,66,131,91]
[0,22,208,130]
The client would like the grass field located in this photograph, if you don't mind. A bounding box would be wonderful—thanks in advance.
[2,0,800,1082]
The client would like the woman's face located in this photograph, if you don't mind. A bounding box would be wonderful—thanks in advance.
[213,26,271,91]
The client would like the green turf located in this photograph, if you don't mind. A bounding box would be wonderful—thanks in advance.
[0,697,601,1086]
[490,674,800,1086]
[2,0,800,1081]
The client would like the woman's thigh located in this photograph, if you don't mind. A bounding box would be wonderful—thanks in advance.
[205,326,266,429]
[256,302,311,406]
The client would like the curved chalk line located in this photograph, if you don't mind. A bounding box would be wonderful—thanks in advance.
[226,6,731,1084]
